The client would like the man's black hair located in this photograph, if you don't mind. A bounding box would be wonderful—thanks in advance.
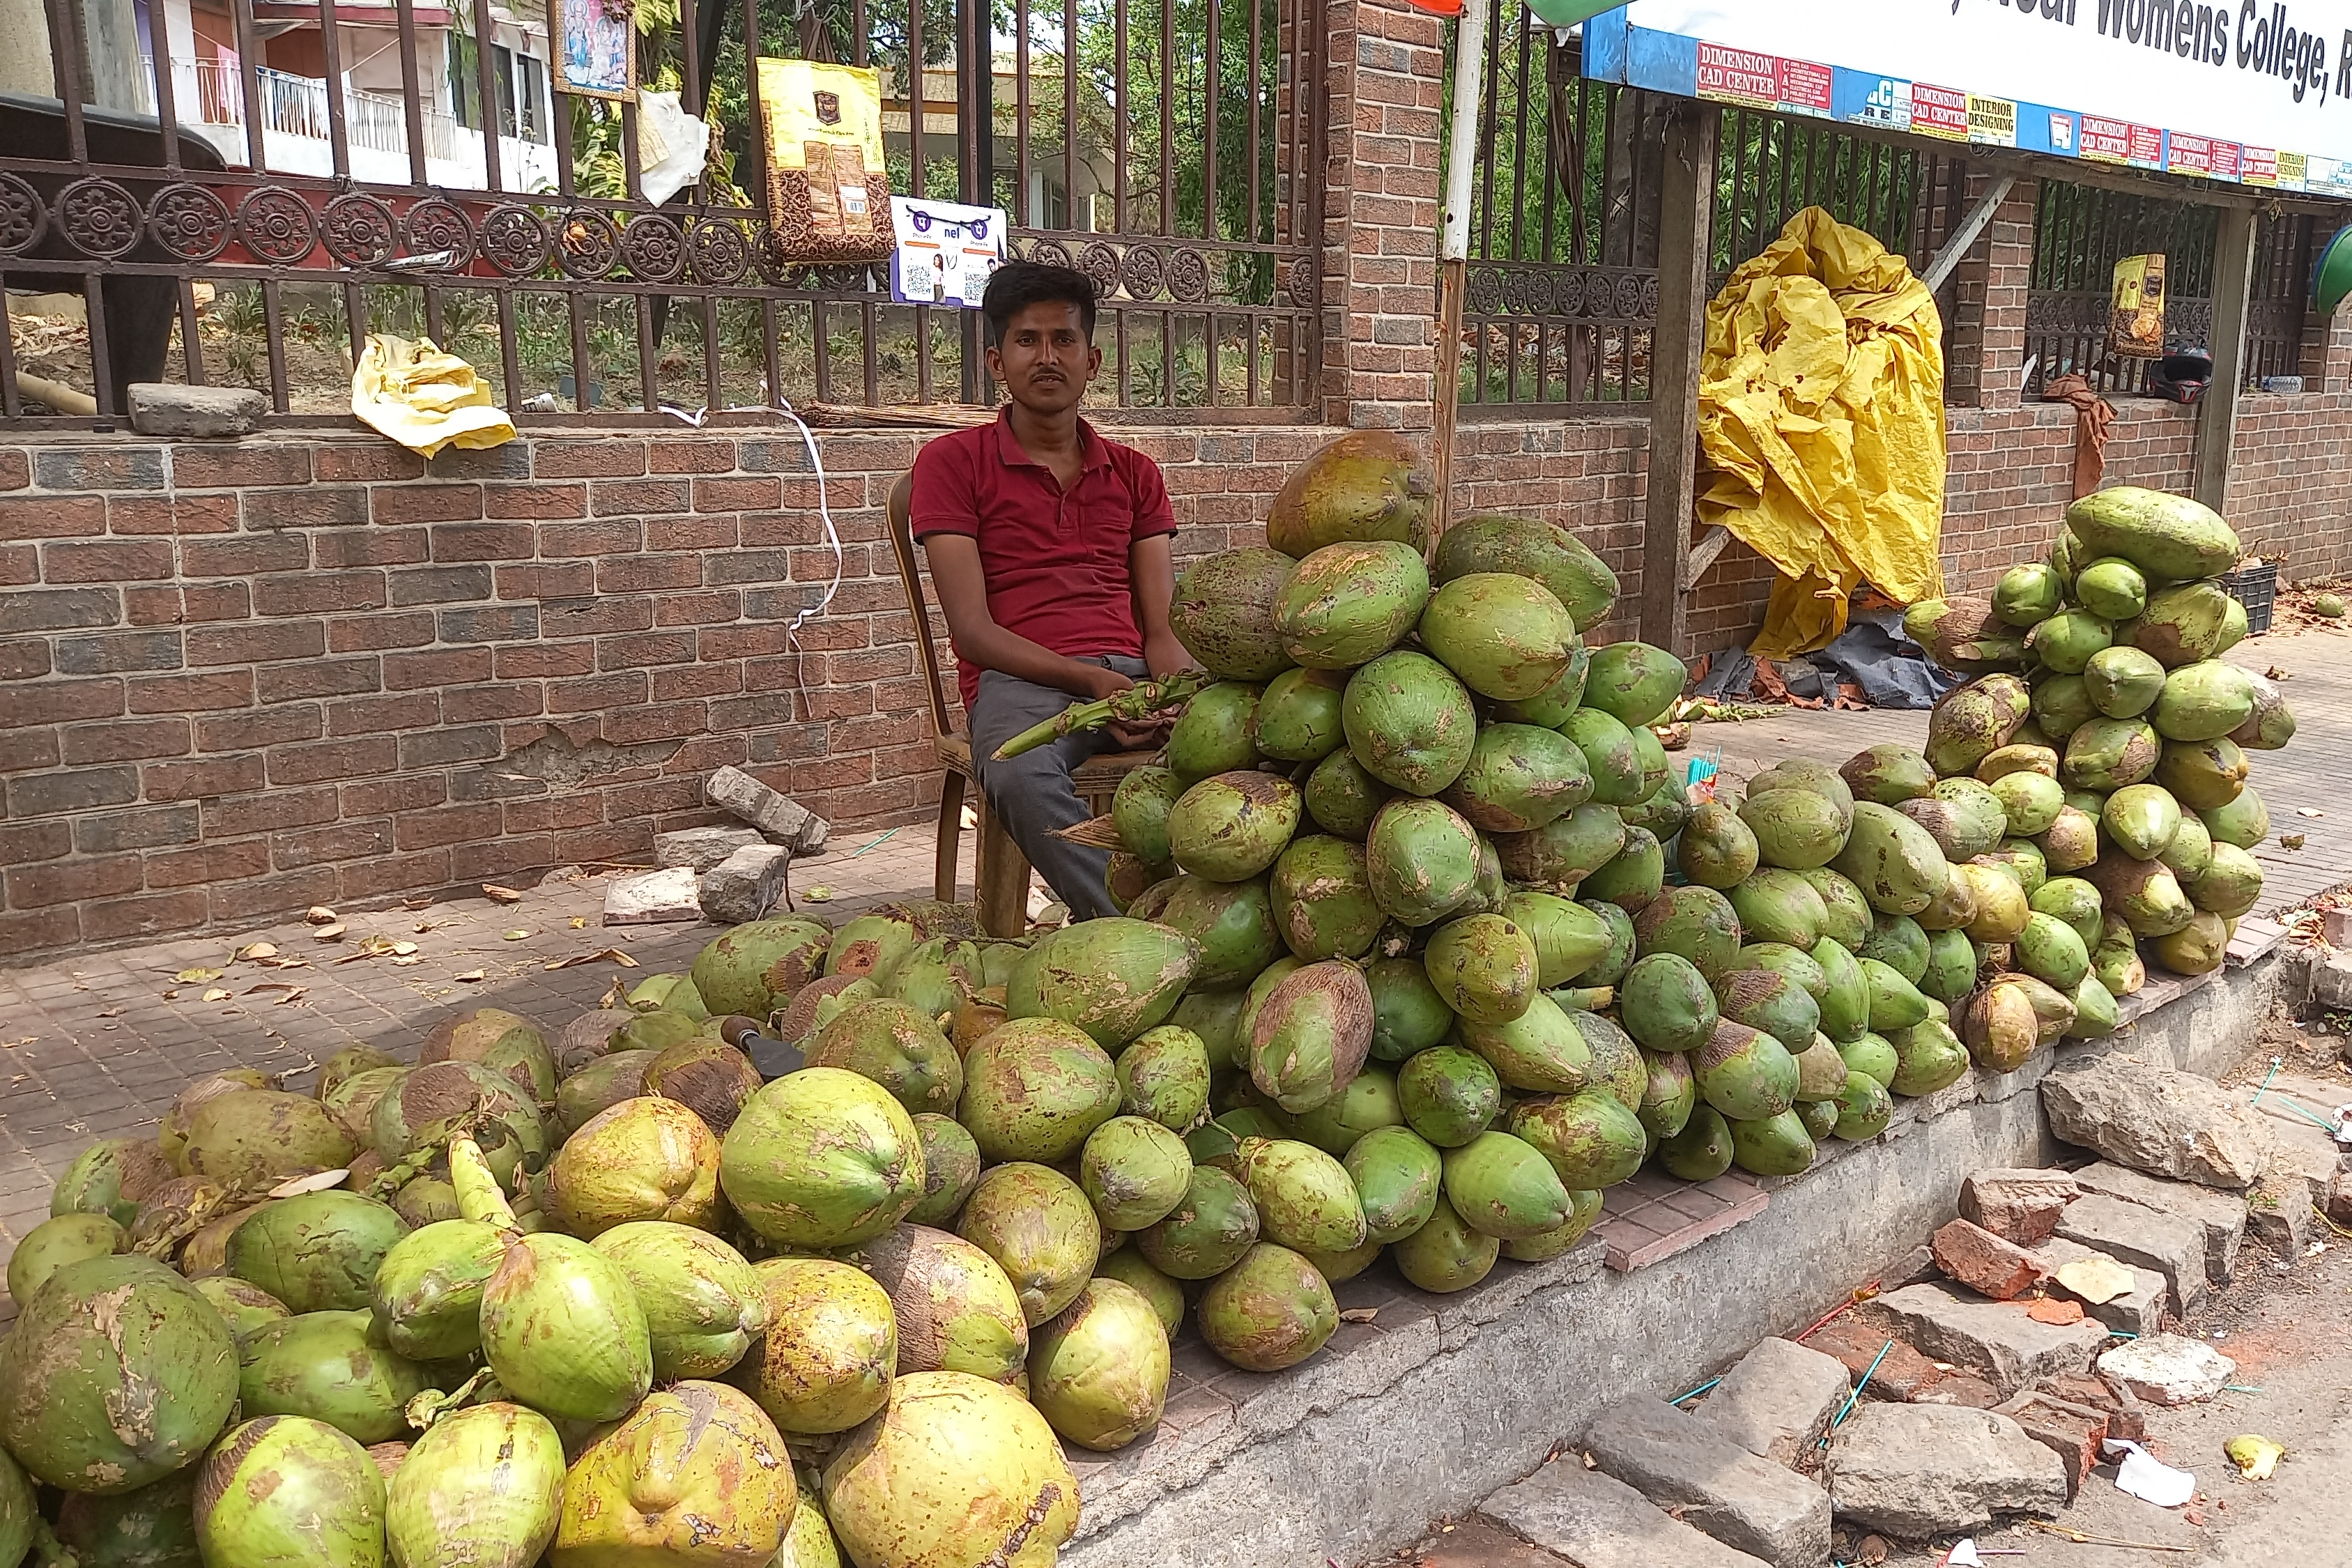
[981,261,1097,348]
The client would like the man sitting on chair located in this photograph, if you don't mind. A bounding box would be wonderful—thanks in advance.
[912,261,1191,921]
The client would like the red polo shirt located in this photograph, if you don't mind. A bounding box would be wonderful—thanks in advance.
[911,408,1177,711]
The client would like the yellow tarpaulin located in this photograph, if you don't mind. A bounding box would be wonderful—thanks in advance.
[1696,206,1946,658]
[351,334,516,458]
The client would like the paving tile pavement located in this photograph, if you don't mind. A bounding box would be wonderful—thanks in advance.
[0,820,976,1271]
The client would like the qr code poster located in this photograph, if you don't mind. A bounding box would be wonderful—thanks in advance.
[890,198,1008,309]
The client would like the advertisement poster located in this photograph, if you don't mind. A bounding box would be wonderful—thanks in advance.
[890,198,1008,309]
[1586,0,2352,190]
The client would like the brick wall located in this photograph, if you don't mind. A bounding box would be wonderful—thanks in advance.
[0,424,1343,958]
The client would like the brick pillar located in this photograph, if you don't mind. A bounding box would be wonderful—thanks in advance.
[2299,309,2352,392]
[1942,174,2037,410]
[1316,0,1443,432]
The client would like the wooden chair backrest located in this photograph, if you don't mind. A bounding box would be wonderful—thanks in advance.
[885,472,959,741]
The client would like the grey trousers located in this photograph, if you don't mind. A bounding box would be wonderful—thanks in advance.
[967,654,1148,923]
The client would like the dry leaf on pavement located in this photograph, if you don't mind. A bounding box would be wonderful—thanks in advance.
[482,884,523,904]
[174,967,222,983]
[503,930,530,941]
[547,948,639,971]
[454,969,486,982]
[200,987,231,1002]
[313,923,346,942]
[305,906,338,924]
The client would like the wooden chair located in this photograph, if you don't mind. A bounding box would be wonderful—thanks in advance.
[884,474,1159,937]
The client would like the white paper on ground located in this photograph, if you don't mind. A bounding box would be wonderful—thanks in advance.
[1940,1542,1983,1567]
[2105,1438,2197,1507]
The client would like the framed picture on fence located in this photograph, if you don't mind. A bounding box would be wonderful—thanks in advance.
[552,0,635,101]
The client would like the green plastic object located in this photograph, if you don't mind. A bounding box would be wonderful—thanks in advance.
[1524,0,1623,29]
[2314,224,2352,316]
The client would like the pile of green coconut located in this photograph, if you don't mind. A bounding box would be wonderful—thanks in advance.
[1904,484,2287,1017]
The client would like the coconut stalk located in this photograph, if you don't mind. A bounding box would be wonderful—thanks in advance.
[990,671,1210,760]
[449,1135,519,1232]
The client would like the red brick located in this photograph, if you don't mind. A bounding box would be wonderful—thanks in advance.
[494,562,595,599]
[340,776,446,817]
[112,492,270,539]
[1933,1217,2050,1301]
[42,539,174,582]
[0,493,104,540]
[5,854,142,907]
[443,683,544,721]
[208,868,340,923]
[252,571,387,617]
[268,736,398,785]
[143,754,268,801]
[328,611,438,652]
[395,803,503,851]
[649,438,735,473]
[255,658,381,702]
[592,479,692,515]
[1996,1392,2109,1496]
[371,483,484,523]
[127,671,254,714]
[596,553,701,592]
[125,583,251,625]
[646,514,738,551]
[203,787,337,838]
[430,523,535,562]
[62,717,190,764]
[316,444,426,482]
[0,821,72,864]
[0,906,79,951]
[548,672,648,712]
[0,545,33,585]
[79,888,211,941]
[171,445,312,488]
[195,705,323,751]
[325,693,442,736]
[1959,1170,2081,1246]
[1806,1321,1946,1402]
[533,440,648,478]
[485,483,587,519]
[337,849,454,900]
[313,528,429,568]
[180,534,309,577]
[6,677,125,723]
[495,643,596,679]
[384,648,493,689]
[272,820,394,868]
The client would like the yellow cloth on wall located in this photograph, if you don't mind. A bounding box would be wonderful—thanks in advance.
[351,334,516,458]
[1696,206,1946,658]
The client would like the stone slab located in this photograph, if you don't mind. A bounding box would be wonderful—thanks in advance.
[2052,1194,2207,1316]
[2034,1238,2168,1337]
[2040,1059,2272,1189]
[2246,1171,2315,1257]
[1828,1404,2068,1535]
[1874,1284,2112,1399]
[2097,1334,2235,1406]
[601,866,702,925]
[1958,1169,2080,1245]
[2069,1161,2247,1283]
[706,764,831,853]
[1478,1460,1773,1568]
[128,381,265,436]
[1994,1391,2109,1496]
[1580,1397,1831,1567]
[1691,1337,1852,1470]
[698,843,794,925]
[655,825,765,873]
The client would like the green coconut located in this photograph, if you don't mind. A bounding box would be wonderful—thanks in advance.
[1582,641,1685,728]
[371,1061,547,1183]
[555,1049,661,1137]
[236,1310,426,1446]
[1657,1105,1736,1181]
[1007,918,1197,1047]
[1691,1022,1799,1122]
[1274,539,1431,669]
[551,1380,796,1564]
[1389,1193,1500,1293]
[1365,797,1484,926]
[822,1371,1080,1568]
[6,1212,125,1309]
[1170,546,1296,679]
[590,1221,768,1383]
[546,1095,723,1239]
[51,1139,175,1231]
[1093,1252,1185,1341]
[1510,1089,1647,1190]
[1716,968,1824,1052]
[2149,659,2257,745]
[1443,722,1593,834]
[1493,801,1627,887]
[2128,581,2236,668]
[320,1067,409,1147]
[1359,959,1450,1064]
[689,918,834,1020]
[1495,642,1593,727]
[1027,1279,1171,1452]
[478,1231,652,1423]
[1633,883,1745,981]
[721,1068,925,1249]
[420,1007,557,1103]
[730,1257,897,1435]
[1078,1117,1194,1232]
[1993,562,2063,627]
[887,938,983,1022]
[1431,512,1619,627]
[385,1402,563,1568]
[1343,650,1480,796]
[227,1191,409,1316]
[1303,746,1390,839]
[956,1016,1122,1166]
[2189,842,2265,918]
[55,1467,201,1568]
[1267,835,1385,962]
[176,1090,355,1192]
[1840,744,1938,805]
[1236,1138,1369,1254]
[957,1162,1101,1328]
[1250,667,1350,766]
[1166,681,1265,783]
[2229,670,2296,751]
[193,1417,383,1568]
[1111,764,1185,863]
[626,972,711,1020]
[1618,953,1719,1055]
[1728,868,1830,949]
[1343,1125,1445,1244]
[1266,430,1435,555]
[1132,1167,1260,1280]
[1153,876,1281,991]
[857,1223,1028,1385]
[193,1277,291,1344]
[804,998,965,1119]
[158,1071,271,1171]
[1197,1243,1340,1370]
[1924,674,2031,777]
[368,1217,505,1363]
[1675,800,1762,889]
[1581,826,1664,912]
[1455,992,1601,1097]
[1417,572,1577,700]
[824,914,923,990]
[1165,772,1304,885]
[893,1114,981,1231]
[0,1256,237,1495]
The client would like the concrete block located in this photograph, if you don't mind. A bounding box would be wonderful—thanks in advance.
[1478,1460,1772,1568]
[706,764,831,853]
[656,824,764,873]
[2034,1238,2167,1337]
[1932,1217,2049,1300]
[2096,1334,2234,1406]
[2052,1194,2207,1316]
[2069,1161,2247,1282]
[698,843,793,925]
[1991,1391,2109,1498]
[128,382,265,437]
[2040,1059,2272,1189]
[1958,1169,2080,1245]
[1691,1337,1852,1470]
[1874,1284,2111,1399]
[1579,1398,1831,1567]
[602,866,702,925]
[1828,1404,2068,1536]
[2245,1171,2314,1256]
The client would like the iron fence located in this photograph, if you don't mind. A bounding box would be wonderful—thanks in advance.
[1450,29,1662,410]
[2245,211,2319,387]
[2024,180,2218,396]
[1708,107,1971,288]
[0,0,1322,423]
